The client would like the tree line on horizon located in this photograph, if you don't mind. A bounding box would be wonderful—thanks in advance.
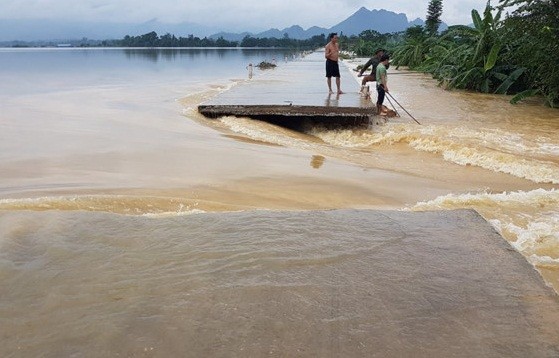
[115,31,328,49]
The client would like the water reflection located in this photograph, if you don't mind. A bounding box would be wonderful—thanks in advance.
[324,93,340,106]
[310,155,325,169]
[247,63,253,79]
[118,48,301,63]
[0,48,304,90]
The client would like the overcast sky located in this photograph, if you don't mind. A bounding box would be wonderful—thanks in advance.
[0,0,497,31]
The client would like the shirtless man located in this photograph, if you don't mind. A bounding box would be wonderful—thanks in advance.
[325,33,344,94]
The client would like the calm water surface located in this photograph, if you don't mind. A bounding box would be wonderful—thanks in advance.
[1,48,558,355]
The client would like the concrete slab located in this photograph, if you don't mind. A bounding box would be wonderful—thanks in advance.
[182,209,559,357]
[2,209,558,356]
[198,51,377,126]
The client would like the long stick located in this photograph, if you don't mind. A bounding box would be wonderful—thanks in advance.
[385,95,400,117]
[355,70,419,75]
[387,92,421,125]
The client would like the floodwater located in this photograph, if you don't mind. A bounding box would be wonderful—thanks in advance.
[1,48,558,355]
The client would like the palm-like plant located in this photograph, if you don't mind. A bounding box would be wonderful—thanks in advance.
[498,0,559,106]
[433,2,526,94]
[392,26,434,69]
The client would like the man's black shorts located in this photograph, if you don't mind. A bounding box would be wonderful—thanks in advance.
[325,59,340,78]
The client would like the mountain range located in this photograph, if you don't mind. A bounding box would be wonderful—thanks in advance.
[211,8,435,41]
[0,7,445,43]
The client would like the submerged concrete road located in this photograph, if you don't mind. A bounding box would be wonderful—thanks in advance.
[181,209,559,357]
[2,209,558,356]
[198,51,378,125]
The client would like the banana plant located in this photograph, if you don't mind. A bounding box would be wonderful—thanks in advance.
[435,2,525,93]
[392,26,438,69]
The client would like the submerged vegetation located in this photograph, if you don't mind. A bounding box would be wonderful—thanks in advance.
[255,60,277,69]
[343,0,558,107]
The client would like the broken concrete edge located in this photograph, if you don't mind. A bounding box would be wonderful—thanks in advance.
[198,104,375,116]
[405,208,559,298]
[197,104,377,127]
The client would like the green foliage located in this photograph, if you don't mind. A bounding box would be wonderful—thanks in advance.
[425,0,444,35]
[343,30,395,57]
[239,34,326,49]
[392,26,431,69]
[255,61,277,69]
[117,32,327,50]
[385,0,556,108]
[492,67,525,94]
[498,0,559,106]
[484,43,501,72]
[119,32,237,47]
[510,89,541,104]
[421,4,526,94]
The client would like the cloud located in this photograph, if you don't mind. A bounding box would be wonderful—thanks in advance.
[0,0,493,31]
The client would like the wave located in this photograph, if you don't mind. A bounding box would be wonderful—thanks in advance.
[0,195,209,216]
[409,188,559,273]
[218,116,320,149]
[178,79,243,112]
[310,123,559,184]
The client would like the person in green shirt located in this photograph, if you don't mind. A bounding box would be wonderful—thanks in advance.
[376,54,390,115]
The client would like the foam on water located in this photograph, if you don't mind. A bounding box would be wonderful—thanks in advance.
[310,123,559,184]
[409,188,559,273]
[178,79,243,111]
[141,209,207,218]
[219,116,319,150]
[0,195,209,216]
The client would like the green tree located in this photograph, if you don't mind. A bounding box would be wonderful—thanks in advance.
[348,30,393,57]
[215,37,230,47]
[425,0,444,35]
[392,26,431,68]
[140,31,158,47]
[432,2,526,93]
[498,0,559,106]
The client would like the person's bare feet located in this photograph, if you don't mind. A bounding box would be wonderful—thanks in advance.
[337,90,345,94]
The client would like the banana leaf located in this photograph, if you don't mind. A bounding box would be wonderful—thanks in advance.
[484,43,501,72]
[510,89,540,104]
[472,9,483,32]
[494,68,525,94]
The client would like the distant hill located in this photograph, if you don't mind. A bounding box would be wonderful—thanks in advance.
[257,25,326,40]
[209,31,253,42]
[330,7,410,35]
[0,7,447,42]
[209,25,329,42]
[209,7,447,41]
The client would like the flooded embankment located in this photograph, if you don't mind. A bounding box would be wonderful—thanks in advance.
[2,209,559,357]
[1,48,558,355]
[182,52,559,294]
